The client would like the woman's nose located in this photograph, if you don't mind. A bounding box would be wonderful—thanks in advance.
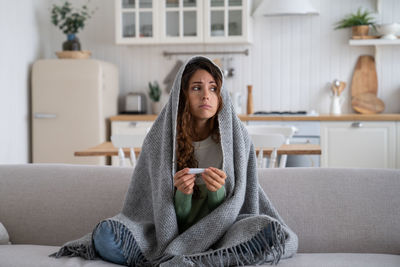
[202,88,210,99]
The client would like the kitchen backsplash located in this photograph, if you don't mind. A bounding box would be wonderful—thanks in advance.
[42,0,400,114]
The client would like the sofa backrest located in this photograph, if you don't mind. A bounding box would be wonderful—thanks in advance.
[1,164,399,255]
[258,167,400,255]
[0,164,132,246]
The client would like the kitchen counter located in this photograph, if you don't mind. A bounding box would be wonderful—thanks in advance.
[110,114,400,121]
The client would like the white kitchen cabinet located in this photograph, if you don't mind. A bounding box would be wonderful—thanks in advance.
[321,121,396,168]
[115,0,252,44]
[159,0,203,43]
[204,0,252,44]
[115,0,159,44]
[111,121,153,135]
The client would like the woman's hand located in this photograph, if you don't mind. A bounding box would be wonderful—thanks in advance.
[174,168,196,195]
[202,167,227,192]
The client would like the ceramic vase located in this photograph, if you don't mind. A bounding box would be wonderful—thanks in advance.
[63,34,81,51]
[151,101,163,114]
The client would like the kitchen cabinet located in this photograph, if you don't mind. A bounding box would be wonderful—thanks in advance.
[115,0,159,44]
[321,121,396,168]
[159,0,203,43]
[115,0,252,44]
[204,0,252,44]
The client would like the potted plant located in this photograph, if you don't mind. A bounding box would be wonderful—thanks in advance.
[334,7,376,37]
[51,1,96,53]
[148,81,162,114]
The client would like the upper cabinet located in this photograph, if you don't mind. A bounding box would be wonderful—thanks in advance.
[115,0,252,44]
[160,0,203,43]
[115,0,159,44]
[204,0,251,43]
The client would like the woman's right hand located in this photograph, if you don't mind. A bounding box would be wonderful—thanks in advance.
[174,168,196,195]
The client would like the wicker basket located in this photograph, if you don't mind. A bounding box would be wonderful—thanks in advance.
[56,50,91,59]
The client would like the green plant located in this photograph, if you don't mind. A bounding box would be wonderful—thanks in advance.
[148,81,161,102]
[51,1,96,35]
[334,7,376,29]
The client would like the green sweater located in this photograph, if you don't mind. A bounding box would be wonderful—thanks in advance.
[175,136,224,233]
[175,184,226,233]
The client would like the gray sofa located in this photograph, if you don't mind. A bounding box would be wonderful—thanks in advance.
[0,164,399,267]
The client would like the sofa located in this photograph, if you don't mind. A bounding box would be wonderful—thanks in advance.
[0,164,399,267]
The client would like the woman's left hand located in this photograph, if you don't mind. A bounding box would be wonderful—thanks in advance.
[201,167,227,192]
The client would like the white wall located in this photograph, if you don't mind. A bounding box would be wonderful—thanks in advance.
[0,0,51,163]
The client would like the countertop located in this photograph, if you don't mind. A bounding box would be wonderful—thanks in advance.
[110,114,400,121]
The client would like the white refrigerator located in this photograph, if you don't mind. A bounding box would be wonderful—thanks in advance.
[32,59,119,165]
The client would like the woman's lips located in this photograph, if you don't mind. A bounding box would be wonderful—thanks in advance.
[199,104,212,109]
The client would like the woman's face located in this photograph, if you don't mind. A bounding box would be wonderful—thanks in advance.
[187,69,220,122]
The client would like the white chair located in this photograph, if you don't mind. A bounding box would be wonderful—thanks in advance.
[246,125,298,168]
[111,130,149,167]
[249,133,285,168]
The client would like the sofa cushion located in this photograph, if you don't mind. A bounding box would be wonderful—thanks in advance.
[0,245,119,267]
[1,246,399,267]
[251,253,400,267]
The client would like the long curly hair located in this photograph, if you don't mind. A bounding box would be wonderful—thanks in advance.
[176,58,223,172]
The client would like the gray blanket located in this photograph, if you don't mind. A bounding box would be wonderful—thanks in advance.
[53,56,298,266]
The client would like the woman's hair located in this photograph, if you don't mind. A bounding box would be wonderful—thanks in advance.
[176,58,223,172]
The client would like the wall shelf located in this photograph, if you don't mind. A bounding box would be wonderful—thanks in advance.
[349,39,400,46]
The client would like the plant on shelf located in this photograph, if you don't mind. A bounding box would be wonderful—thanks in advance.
[334,7,376,37]
[51,1,96,51]
[148,81,162,114]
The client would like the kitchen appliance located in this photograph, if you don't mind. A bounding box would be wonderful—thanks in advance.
[32,59,118,165]
[122,92,147,114]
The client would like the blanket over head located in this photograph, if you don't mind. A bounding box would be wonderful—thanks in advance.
[53,56,298,266]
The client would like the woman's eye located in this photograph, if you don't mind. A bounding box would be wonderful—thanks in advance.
[192,86,200,91]
[210,87,217,92]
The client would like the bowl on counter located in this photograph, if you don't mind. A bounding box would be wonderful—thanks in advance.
[376,23,400,40]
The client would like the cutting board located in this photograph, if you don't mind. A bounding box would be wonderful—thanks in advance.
[351,55,378,97]
[352,93,385,114]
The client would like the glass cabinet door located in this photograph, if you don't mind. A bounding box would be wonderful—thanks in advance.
[117,0,157,43]
[206,0,248,43]
[161,0,202,43]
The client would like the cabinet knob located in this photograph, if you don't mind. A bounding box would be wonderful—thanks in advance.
[351,122,363,128]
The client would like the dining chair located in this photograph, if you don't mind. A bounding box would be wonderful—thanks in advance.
[248,133,285,168]
[111,129,149,167]
[246,125,298,168]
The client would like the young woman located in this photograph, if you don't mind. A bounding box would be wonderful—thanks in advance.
[174,58,226,233]
[53,56,298,266]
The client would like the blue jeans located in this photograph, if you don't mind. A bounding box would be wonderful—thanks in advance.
[248,223,274,253]
[93,221,128,265]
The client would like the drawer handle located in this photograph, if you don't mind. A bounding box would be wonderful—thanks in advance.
[129,122,137,127]
[34,113,57,119]
[351,122,362,128]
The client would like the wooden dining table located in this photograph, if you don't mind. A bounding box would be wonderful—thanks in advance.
[74,142,321,157]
